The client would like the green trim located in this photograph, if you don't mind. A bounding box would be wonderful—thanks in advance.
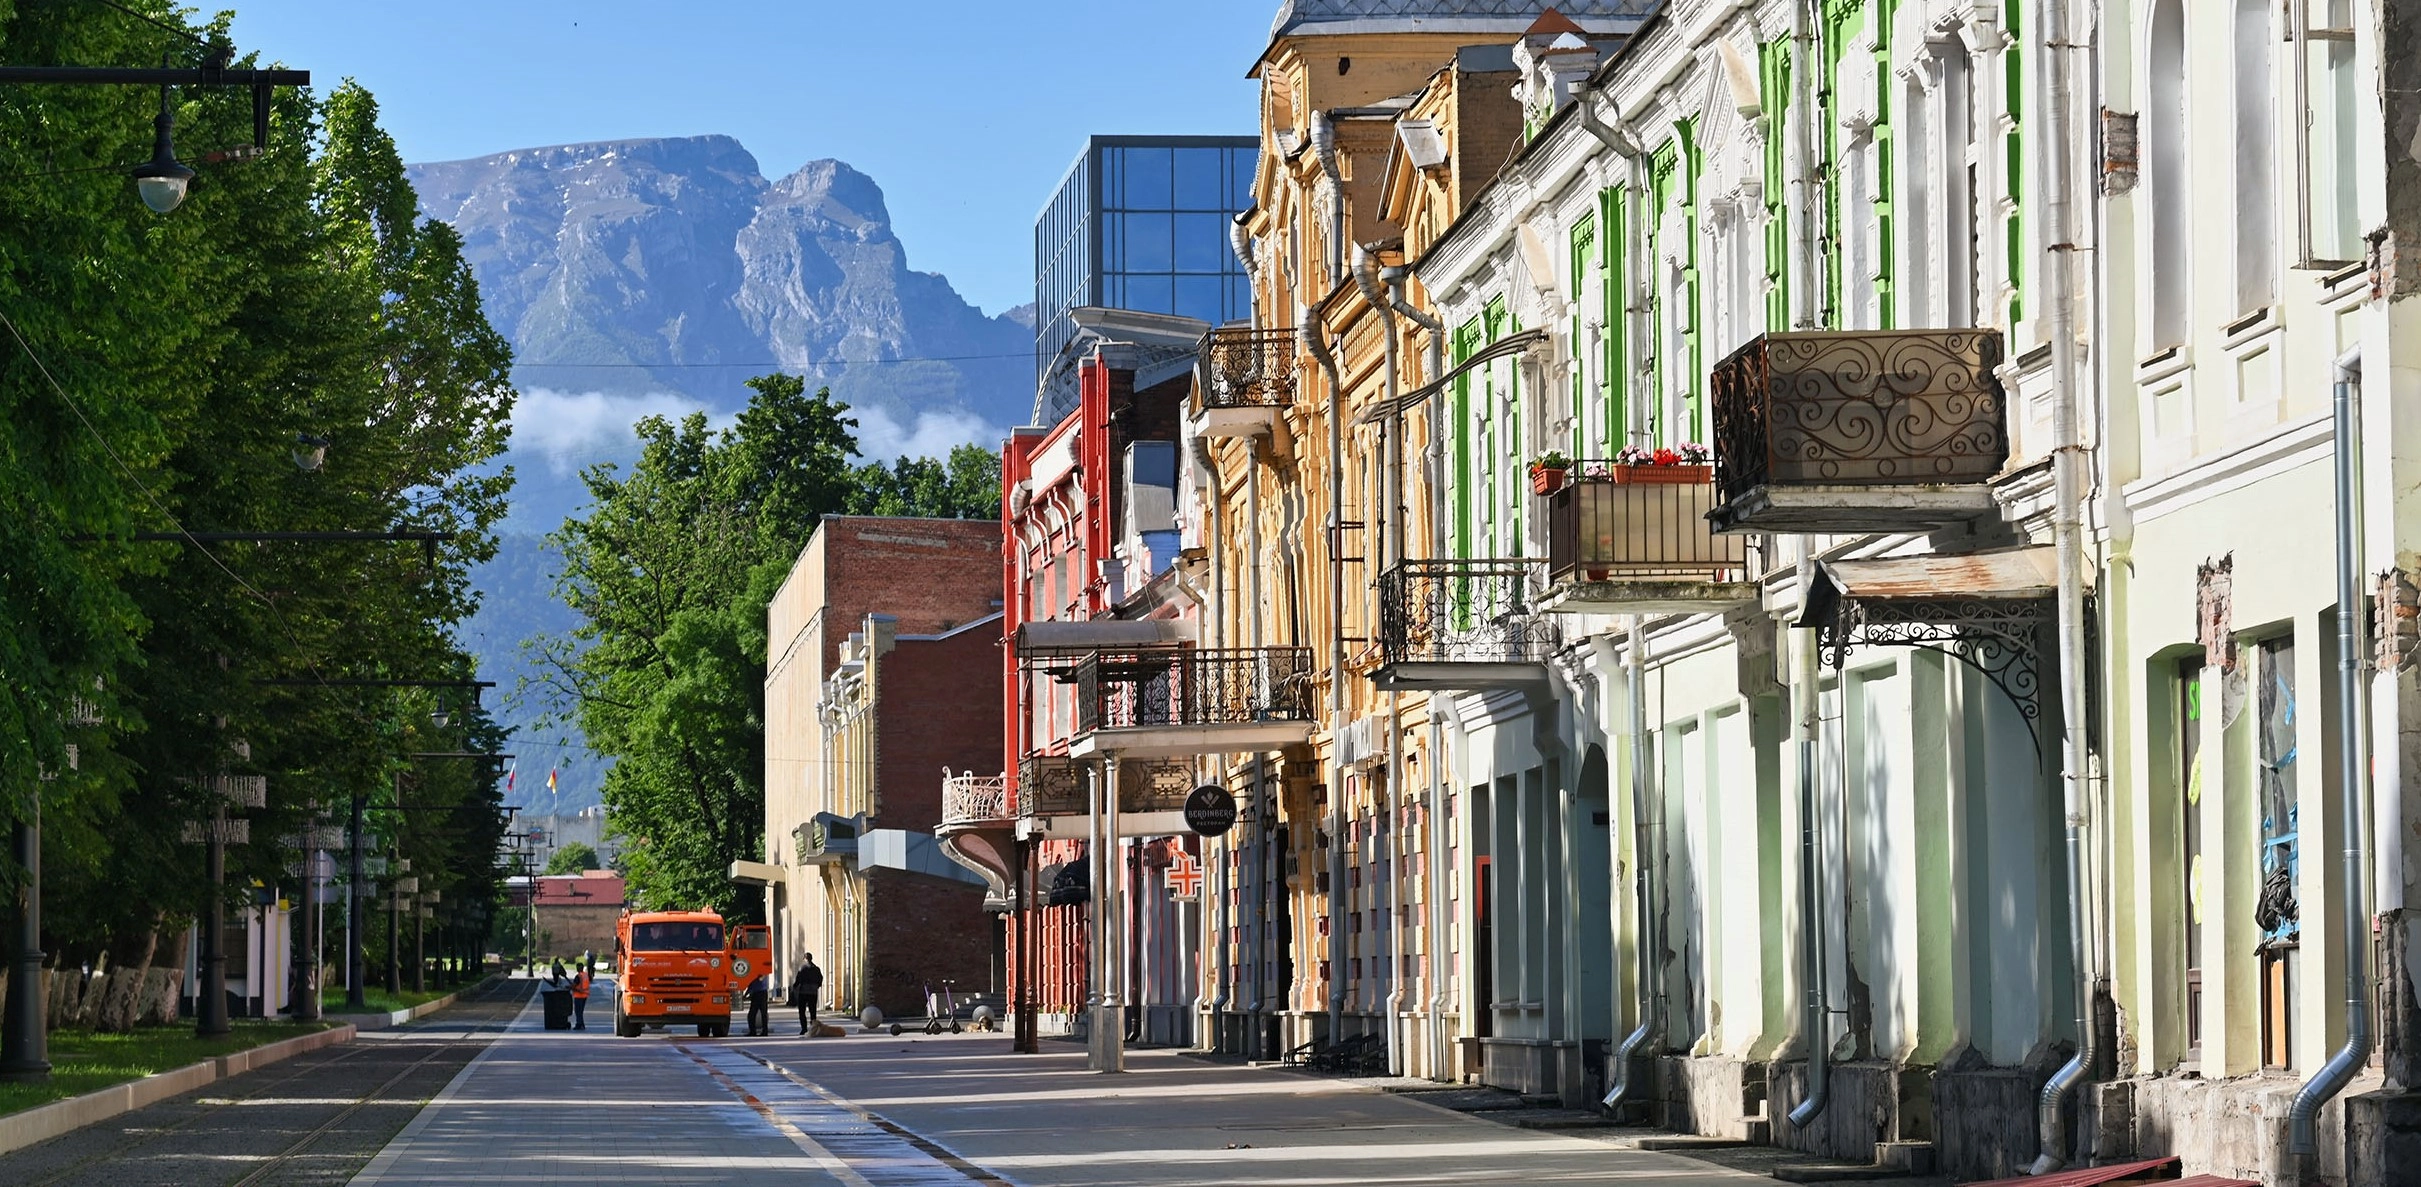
[1761,37,1793,331]
[1601,186,1627,453]
[1452,318,1482,560]
[2004,0,2025,323]
[1569,213,1596,457]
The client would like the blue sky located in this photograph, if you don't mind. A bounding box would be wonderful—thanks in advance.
[225,0,1273,316]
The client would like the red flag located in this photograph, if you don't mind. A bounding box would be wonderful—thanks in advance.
[547,767,559,794]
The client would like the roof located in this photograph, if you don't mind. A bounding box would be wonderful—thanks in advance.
[532,872,626,907]
[1268,0,1652,39]
[1525,8,1586,36]
[1814,547,2065,603]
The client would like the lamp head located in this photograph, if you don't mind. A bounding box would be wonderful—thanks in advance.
[292,433,330,472]
[132,87,194,215]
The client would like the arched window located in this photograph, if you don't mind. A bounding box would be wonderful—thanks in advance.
[2234,0,2277,312]
[2147,0,2190,349]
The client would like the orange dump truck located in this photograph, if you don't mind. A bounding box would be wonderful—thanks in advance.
[613,909,734,1037]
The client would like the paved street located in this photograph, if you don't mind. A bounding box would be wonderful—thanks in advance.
[351,983,1764,1185]
[0,978,529,1187]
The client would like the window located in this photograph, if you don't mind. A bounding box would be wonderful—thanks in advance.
[2146,0,2190,348]
[2235,0,2278,311]
[2256,635,2298,1070]
[2297,0,2361,264]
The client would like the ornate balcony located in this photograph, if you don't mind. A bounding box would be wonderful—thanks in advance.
[1193,326,1296,439]
[1070,646,1317,759]
[1707,329,2010,534]
[1018,752,1087,818]
[939,770,1010,829]
[1542,475,1758,615]
[1372,559,1559,690]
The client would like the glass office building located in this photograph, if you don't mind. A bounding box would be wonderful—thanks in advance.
[1033,135,1258,422]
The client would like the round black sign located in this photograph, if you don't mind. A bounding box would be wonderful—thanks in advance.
[1183,785,1238,837]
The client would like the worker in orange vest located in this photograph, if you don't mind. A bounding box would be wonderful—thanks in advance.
[570,962,593,1030]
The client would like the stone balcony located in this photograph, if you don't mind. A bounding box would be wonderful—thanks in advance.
[1541,475,1758,615]
[1191,326,1296,439]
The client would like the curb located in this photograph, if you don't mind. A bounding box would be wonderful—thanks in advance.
[327,973,498,1032]
[0,1021,357,1158]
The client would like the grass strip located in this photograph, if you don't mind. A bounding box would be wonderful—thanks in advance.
[0,1020,332,1119]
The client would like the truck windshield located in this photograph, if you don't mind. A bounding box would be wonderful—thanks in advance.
[629,922,723,952]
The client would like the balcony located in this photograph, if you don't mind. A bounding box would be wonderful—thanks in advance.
[936,770,1019,905]
[1013,751,1203,839]
[1372,559,1559,690]
[1542,476,1759,615]
[1193,326,1296,439]
[1017,752,1087,818]
[1707,329,2010,534]
[1070,646,1317,759]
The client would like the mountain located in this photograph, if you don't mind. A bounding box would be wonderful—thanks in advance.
[409,135,1033,531]
[412,136,1032,805]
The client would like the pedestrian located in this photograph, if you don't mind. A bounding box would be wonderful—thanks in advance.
[792,953,824,1034]
[745,973,770,1036]
[570,962,592,1030]
[550,958,566,985]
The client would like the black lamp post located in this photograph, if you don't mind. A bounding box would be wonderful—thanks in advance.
[1,800,48,1081]
[130,83,194,214]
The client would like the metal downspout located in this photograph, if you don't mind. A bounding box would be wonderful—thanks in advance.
[2031,0,2099,1165]
[2288,351,2371,1157]
[1787,548,1832,1126]
[1355,245,1409,1074]
[1605,617,1662,1107]
[1303,307,1351,1044]
[1202,448,1233,1038]
[1246,441,1268,1057]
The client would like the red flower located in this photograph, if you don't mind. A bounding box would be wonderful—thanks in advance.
[1652,448,1681,466]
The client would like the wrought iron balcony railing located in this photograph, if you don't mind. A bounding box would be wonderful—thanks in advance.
[1199,326,1297,409]
[1710,329,2008,524]
[940,770,1009,828]
[1017,752,1086,818]
[1073,646,1317,735]
[1377,560,1560,667]
[1546,476,1750,586]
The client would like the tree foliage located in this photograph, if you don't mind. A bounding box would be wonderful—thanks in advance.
[543,841,600,876]
[1,4,516,992]
[545,377,999,916]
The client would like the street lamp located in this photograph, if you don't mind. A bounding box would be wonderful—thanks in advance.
[130,84,194,215]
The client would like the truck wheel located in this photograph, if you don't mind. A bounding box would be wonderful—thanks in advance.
[616,1008,640,1038]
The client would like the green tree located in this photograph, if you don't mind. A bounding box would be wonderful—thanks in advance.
[1,3,515,1011]
[844,442,1002,519]
[543,841,600,876]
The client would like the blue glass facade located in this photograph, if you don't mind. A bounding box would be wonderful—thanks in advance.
[1033,136,1258,420]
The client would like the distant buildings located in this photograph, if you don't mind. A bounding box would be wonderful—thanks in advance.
[1032,135,1258,423]
[531,871,625,961]
[758,518,1004,1018]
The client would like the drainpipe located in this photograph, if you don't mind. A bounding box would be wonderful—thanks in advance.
[1246,442,1269,1056]
[1310,113,1344,285]
[2288,350,2371,1158]
[1303,305,1351,1044]
[1605,617,1663,1108]
[1787,548,1832,1127]
[1786,0,1818,329]
[1231,216,1260,326]
[1196,454,1231,1039]
[2031,0,2098,1167]
[1353,244,1410,1075]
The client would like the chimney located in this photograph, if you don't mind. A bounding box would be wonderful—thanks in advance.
[1513,9,1606,129]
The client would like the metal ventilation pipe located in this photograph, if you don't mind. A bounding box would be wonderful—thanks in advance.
[2288,350,2371,1157]
[1788,549,1831,1127]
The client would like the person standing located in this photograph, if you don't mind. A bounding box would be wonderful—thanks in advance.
[569,962,592,1030]
[744,973,770,1037]
[792,954,823,1034]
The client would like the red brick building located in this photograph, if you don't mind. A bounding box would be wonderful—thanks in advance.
[531,871,626,962]
[760,518,1003,1018]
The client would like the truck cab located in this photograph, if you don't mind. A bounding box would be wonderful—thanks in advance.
[726,924,772,997]
[613,910,733,1038]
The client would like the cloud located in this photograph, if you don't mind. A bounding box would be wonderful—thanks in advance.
[509,388,725,474]
[849,405,1006,463]
[508,387,1006,477]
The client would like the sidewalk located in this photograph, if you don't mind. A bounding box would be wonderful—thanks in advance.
[737,1029,1768,1186]
[354,978,852,1186]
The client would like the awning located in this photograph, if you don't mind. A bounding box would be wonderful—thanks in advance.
[1798,546,2066,628]
[1357,328,1550,424]
[727,859,782,887]
[1798,547,2070,749]
[1015,618,1193,657]
[1041,859,1090,906]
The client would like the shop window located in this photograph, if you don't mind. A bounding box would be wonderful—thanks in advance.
[2256,636,2299,1069]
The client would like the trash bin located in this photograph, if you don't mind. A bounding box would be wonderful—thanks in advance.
[542,988,574,1030]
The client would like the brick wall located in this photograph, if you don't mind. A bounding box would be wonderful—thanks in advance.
[859,867,994,1017]
[873,619,1005,832]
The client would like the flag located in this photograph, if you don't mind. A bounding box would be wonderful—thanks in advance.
[505,762,517,794]
[547,767,559,795]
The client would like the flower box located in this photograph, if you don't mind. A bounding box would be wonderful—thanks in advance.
[1530,465,1569,495]
[1609,463,1712,486]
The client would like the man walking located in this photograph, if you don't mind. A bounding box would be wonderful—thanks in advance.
[744,973,770,1037]
[792,953,823,1034]
[569,962,593,1030]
